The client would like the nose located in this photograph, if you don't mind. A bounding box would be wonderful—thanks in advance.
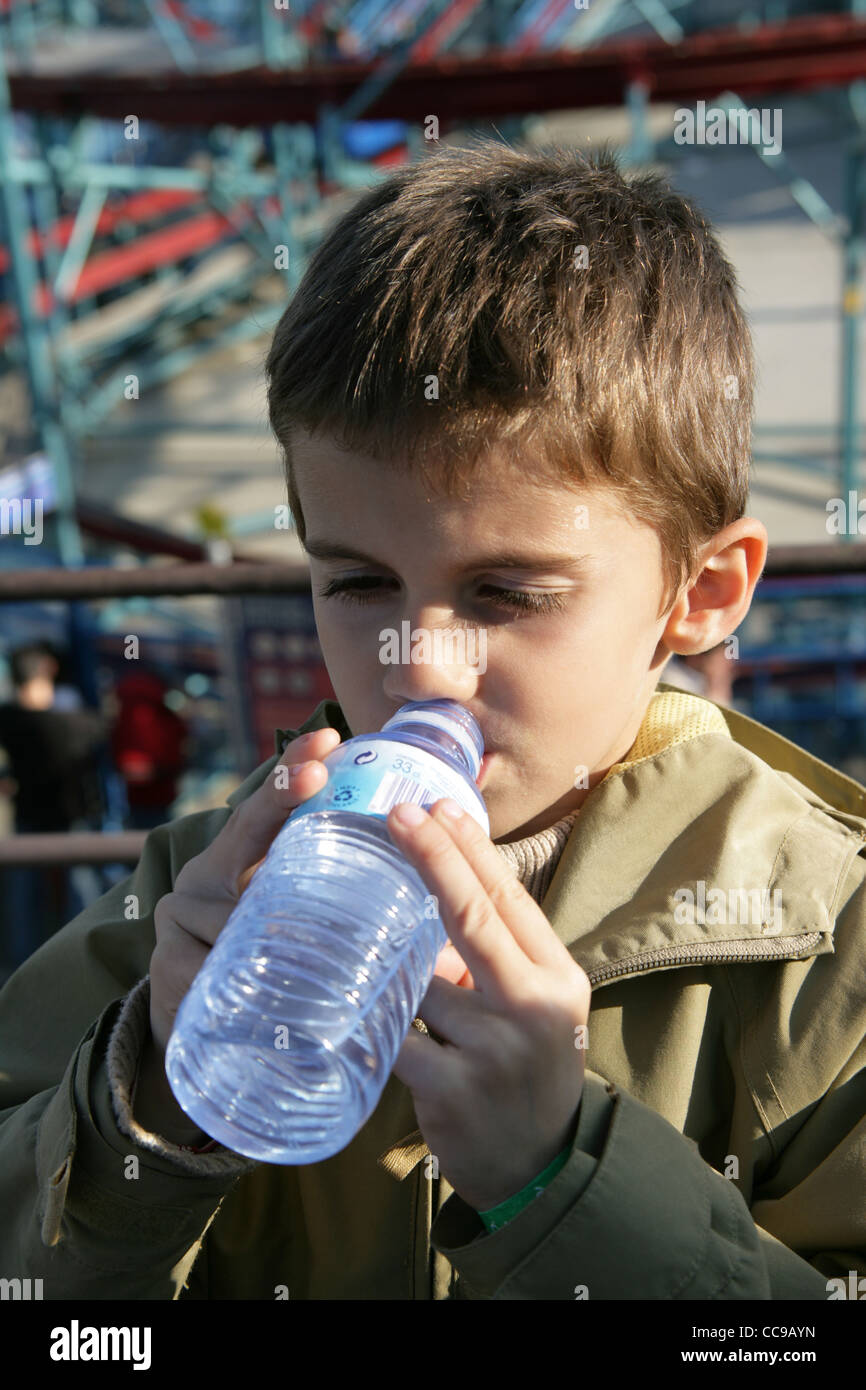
[380,609,485,707]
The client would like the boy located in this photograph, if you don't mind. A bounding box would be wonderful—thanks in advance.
[1,140,864,1299]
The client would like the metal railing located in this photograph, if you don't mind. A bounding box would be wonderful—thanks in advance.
[0,830,148,865]
[1,544,864,865]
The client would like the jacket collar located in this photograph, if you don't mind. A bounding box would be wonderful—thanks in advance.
[543,684,865,983]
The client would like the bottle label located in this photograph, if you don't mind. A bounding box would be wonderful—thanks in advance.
[382,708,481,776]
[290,739,489,833]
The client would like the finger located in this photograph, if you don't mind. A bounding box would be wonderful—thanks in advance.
[426,800,574,972]
[433,941,475,989]
[415,974,486,1050]
[198,727,342,895]
[150,918,211,1046]
[392,1020,460,1095]
[387,801,533,1001]
[154,888,237,950]
[238,855,265,896]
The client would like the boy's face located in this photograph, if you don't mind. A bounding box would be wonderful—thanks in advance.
[291,430,677,843]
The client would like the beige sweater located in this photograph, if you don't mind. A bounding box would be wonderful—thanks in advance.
[105,807,581,1176]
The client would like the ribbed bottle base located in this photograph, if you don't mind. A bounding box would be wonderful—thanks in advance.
[165,813,446,1163]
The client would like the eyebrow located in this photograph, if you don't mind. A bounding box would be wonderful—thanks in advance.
[302,540,593,573]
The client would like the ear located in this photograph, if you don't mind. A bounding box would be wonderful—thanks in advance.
[659,517,768,657]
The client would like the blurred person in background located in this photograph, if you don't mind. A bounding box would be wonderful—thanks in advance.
[110,671,189,831]
[0,643,106,973]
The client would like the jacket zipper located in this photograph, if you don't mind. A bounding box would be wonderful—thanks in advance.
[587,931,825,985]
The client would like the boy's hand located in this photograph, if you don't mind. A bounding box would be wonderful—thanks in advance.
[387,797,591,1215]
[149,728,342,1056]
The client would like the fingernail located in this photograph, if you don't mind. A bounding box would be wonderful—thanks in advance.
[393,802,427,826]
[438,799,463,819]
[289,760,316,778]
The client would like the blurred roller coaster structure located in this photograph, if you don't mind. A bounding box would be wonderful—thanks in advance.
[0,0,865,566]
[0,0,864,869]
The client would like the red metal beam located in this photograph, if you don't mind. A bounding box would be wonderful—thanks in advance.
[163,0,222,43]
[0,190,199,276]
[409,0,485,64]
[74,500,212,562]
[47,206,241,303]
[512,0,573,58]
[3,193,284,319]
[7,15,866,124]
[73,500,268,565]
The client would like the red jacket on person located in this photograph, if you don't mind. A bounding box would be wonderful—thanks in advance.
[110,674,187,810]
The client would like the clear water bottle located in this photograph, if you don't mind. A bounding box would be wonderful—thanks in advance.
[165,699,488,1164]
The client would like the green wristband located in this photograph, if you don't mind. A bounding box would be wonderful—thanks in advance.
[477,1143,571,1233]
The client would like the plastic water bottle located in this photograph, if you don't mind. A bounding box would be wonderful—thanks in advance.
[165,699,488,1164]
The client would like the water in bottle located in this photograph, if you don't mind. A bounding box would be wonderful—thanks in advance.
[165,698,488,1163]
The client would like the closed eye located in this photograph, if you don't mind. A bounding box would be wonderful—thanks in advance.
[314,577,567,615]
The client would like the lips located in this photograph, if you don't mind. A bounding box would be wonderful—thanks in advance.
[478,751,494,787]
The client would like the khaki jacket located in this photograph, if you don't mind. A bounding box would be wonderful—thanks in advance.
[1,684,865,1299]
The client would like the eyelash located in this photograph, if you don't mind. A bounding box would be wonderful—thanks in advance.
[315,577,568,615]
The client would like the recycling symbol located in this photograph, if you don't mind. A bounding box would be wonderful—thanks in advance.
[333,785,360,806]
[354,750,378,765]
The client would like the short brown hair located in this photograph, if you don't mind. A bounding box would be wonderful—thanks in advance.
[265,138,755,615]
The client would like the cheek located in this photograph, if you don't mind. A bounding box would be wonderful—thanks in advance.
[315,606,372,659]
[312,611,364,694]
[593,579,659,659]
[313,620,379,725]
[545,611,655,717]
